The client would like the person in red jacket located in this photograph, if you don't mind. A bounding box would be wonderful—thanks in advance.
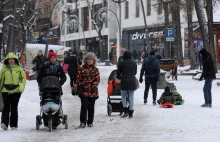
[73,52,100,128]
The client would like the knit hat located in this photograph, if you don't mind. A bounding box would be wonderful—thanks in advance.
[171,85,177,91]
[165,86,170,92]
[150,51,155,55]
[48,51,57,59]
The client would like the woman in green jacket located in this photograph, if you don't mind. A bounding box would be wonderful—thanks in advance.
[0,53,26,130]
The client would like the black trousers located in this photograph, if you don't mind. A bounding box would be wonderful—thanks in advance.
[80,96,96,125]
[69,75,76,87]
[1,93,21,128]
[144,77,157,101]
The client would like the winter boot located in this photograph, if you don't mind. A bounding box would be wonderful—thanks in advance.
[153,101,157,106]
[201,103,210,108]
[121,108,129,118]
[129,110,134,119]
[144,99,147,104]
[1,123,8,130]
[78,123,86,128]
[209,104,212,108]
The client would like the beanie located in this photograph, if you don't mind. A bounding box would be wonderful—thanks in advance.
[171,85,177,91]
[150,51,155,55]
[48,51,57,59]
[165,86,170,92]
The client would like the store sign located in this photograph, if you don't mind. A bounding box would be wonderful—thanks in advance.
[132,31,164,40]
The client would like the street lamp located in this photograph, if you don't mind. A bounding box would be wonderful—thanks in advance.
[139,0,151,52]
[111,0,126,59]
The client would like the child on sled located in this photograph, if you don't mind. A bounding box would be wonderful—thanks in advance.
[157,86,174,108]
[171,85,184,105]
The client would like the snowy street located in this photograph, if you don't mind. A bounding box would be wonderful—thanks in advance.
[1,65,220,142]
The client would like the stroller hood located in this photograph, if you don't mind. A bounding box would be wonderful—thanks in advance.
[40,76,62,92]
[108,69,118,82]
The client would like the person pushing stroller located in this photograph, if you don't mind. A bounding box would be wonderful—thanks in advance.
[37,51,66,129]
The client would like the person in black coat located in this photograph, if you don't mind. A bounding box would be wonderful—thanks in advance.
[199,48,216,107]
[32,50,47,76]
[117,51,139,118]
[37,51,66,128]
[66,51,82,87]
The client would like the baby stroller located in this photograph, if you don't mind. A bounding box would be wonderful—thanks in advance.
[107,70,129,116]
[36,76,68,132]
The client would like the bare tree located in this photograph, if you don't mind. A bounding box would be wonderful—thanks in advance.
[186,0,197,69]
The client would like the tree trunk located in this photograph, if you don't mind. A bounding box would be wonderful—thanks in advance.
[171,2,177,59]
[193,0,209,50]
[0,1,4,61]
[207,0,217,72]
[163,2,169,58]
[187,0,197,69]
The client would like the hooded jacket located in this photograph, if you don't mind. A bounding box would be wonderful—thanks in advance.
[158,86,174,104]
[140,55,160,79]
[0,53,26,94]
[199,49,216,80]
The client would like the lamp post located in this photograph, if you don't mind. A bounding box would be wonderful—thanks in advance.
[139,0,151,52]
[111,0,126,59]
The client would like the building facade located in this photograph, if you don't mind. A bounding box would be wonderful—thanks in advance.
[60,0,118,60]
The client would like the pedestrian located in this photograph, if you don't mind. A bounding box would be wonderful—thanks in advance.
[139,51,160,105]
[0,52,26,130]
[109,51,113,63]
[132,50,137,60]
[37,51,66,128]
[32,50,47,76]
[199,48,216,108]
[20,53,25,69]
[73,52,100,128]
[66,51,82,87]
[117,51,139,118]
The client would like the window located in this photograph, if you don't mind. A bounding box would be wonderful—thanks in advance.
[135,0,140,18]
[147,0,151,16]
[81,7,89,31]
[158,0,163,15]
[125,1,129,19]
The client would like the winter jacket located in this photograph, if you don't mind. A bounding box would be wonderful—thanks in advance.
[117,59,138,90]
[37,61,67,86]
[158,92,174,104]
[66,55,81,76]
[0,53,26,94]
[117,56,123,68]
[140,55,160,79]
[32,55,47,70]
[199,49,216,80]
[75,65,100,98]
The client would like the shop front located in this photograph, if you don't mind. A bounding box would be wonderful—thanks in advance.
[122,26,165,53]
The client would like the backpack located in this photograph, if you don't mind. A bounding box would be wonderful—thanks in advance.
[145,60,157,75]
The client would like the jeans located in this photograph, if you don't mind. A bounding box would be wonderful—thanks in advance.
[144,77,157,101]
[1,93,21,128]
[80,96,96,125]
[121,90,134,110]
[203,79,213,104]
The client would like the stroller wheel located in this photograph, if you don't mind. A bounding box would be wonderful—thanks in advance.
[48,117,52,132]
[64,115,68,129]
[107,105,112,116]
[36,115,41,130]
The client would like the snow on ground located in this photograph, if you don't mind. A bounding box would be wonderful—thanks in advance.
[1,65,220,142]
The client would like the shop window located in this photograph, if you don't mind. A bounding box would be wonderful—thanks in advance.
[157,0,163,15]
[135,0,140,18]
[146,0,151,16]
[125,1,129,19]
[92,4,102,30]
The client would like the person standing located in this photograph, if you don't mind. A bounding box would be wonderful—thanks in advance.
[199,49,216,108]
[117,51,139,118]
[37,51,66,128]
[66,51,82,87]
[73,52,100,128]
[32,50,47,76]
[109,51,113,63]
[0,53,26,130]
[139,51,160,105]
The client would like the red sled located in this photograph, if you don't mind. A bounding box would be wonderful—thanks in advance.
[160,102,174,108]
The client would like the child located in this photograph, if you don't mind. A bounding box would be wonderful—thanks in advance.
[157,86,174,107]
[171,85,184,105]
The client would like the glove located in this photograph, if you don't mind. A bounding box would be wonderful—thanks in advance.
[139,78,143,83]
[71,84,78,96]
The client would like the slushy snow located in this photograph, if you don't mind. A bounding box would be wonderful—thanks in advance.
[0,65,220,142]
